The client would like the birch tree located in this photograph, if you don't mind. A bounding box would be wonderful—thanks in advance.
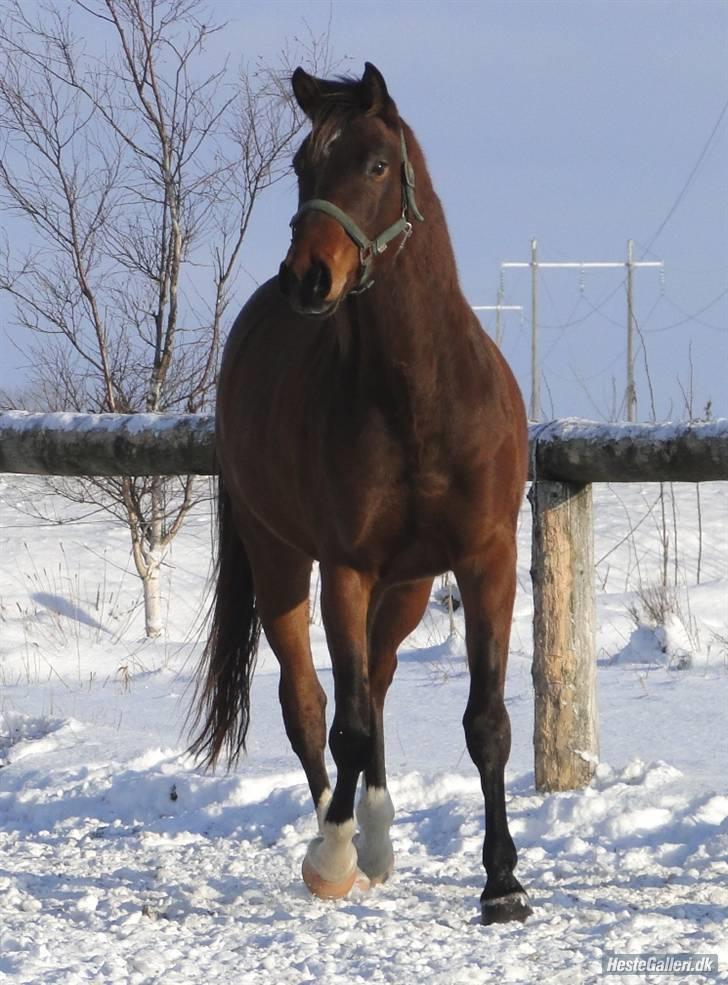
[0,0,327,635]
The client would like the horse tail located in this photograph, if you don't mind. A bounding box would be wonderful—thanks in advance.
[189,474,262,770]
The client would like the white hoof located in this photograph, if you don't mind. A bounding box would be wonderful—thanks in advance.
[302,817,359,899]
[353,832,394,884]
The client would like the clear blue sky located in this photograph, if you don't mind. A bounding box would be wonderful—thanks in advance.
[1,0,726,421]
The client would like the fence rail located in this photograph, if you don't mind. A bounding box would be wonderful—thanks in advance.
[2,411,727,794]
[530,418,728,482]
[0,412,215,477]
[2,412,727,481]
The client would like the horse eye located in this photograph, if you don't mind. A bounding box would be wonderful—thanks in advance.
[370,160,388,177]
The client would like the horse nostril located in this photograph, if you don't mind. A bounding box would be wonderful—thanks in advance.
[303,261,332,307]
[280,258,334,313]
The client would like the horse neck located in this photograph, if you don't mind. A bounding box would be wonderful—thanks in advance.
[338,124,470,384]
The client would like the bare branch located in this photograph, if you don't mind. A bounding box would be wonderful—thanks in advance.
[0,0,334,634]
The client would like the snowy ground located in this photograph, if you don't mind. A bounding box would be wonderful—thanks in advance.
[0,476,726,984]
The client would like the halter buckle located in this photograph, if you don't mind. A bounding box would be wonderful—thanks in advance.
[394,222,413,260]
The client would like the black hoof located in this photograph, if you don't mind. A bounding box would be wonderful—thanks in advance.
[481,892,533,926]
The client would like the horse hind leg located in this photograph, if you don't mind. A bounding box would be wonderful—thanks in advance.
[354,578,433,884]
[455,540,533,926]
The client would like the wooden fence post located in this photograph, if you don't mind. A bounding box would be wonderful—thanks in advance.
[528,480,598,792]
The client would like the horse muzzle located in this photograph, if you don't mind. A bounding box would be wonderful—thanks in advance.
[278,216,361,317]
[278,258,341,318]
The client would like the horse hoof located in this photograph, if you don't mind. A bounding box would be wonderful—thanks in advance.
[302,858,370,900]
[352,834,394,886]
[360,853,394,886]
[481,891,533,926]
[368,858,394,887]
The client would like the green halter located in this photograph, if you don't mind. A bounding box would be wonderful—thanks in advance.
[289,129,425,294]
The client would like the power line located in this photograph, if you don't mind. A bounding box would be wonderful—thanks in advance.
[644,288,728,334]
[539,278,626,331]
[642,93,728,255]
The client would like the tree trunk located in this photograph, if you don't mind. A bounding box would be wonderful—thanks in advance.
[142,479,165,638]
[143,562,163,638]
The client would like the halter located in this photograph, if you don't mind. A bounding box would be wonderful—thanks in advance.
[289,128,425,294]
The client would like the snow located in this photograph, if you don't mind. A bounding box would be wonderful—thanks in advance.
[0,411,215,435]
[1,409,725,451]
[529,417,728,443]
[0,476,726,983]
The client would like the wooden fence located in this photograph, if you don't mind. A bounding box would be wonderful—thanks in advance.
[2,411,727,793]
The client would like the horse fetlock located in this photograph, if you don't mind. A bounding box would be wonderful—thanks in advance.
[315,788,333,833]
[484,835,518,876]
[329,719,370,767]
[356,786,395,829]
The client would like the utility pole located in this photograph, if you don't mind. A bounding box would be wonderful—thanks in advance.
[472,284,523,348]
[530,238,539,421]
[502,240,663,421]
[626,239,636,421]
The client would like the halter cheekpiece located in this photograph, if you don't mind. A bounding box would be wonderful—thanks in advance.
[289,128,425,294]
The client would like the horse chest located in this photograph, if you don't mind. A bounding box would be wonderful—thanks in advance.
[318,406,460,570]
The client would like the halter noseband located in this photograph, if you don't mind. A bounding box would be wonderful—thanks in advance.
[289,128,425,294]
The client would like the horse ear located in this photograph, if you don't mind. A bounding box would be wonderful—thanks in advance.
[361,62,394,117]
[292,67,321,118]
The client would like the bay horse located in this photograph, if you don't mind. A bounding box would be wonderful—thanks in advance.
[191,63,531,925]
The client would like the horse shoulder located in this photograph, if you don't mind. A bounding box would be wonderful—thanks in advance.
[222,279,291,366]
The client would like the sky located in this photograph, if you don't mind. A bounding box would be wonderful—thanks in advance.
[1,0,727,421]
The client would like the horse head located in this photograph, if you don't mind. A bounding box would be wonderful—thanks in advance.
[279,63,424,317]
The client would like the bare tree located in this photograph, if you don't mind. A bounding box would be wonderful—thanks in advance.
[0,0,329,635]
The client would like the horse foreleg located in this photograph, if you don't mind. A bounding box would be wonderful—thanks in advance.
[354,578,433,883]
[456,540,533,926]
[302,565,373,899]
